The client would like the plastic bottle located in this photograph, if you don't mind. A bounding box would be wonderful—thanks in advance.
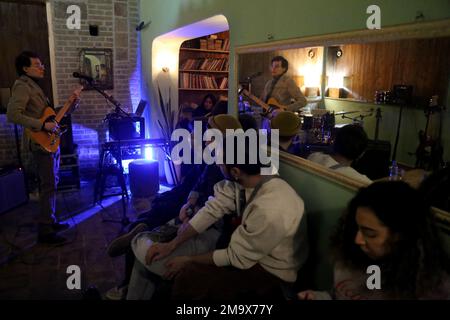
[389,160,399,181]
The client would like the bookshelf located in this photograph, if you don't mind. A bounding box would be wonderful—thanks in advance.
[179,31,229,106]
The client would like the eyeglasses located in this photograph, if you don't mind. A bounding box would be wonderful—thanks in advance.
[30,63,45,69]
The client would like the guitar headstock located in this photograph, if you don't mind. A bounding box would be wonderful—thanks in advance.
[238,85,249,97]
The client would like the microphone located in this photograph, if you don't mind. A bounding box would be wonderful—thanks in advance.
[73,72,93,82]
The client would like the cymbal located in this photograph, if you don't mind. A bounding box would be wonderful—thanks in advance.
[334,110,359,116]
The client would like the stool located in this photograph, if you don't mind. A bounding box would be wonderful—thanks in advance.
[129,160,159,197]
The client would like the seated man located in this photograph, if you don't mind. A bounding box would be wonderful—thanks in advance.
[105,114,242,300]
[307,124,371,184]
[128,134,309,300]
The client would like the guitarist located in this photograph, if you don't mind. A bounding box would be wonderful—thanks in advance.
[7,51,80,244]
[261,56,307,117]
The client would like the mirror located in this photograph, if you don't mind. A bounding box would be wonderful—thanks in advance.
[236,21,450,184]
[79,48,113,90]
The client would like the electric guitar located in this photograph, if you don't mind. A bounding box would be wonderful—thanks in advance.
[238,87,287,114]
[26,86,83,153]
[415,96,444,170]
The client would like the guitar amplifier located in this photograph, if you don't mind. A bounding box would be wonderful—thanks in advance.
[0,167,28,214]
[108,116,145,141]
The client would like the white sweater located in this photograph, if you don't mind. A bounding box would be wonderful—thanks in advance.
[307,152,372,184]
[189,178,308,283]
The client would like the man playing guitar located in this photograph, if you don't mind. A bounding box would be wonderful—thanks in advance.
[7,51,81,244]
[261,56,307,116]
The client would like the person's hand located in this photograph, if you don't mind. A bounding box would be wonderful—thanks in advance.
[163,256,191,280]
[43,121,58,132]
[178,203,192,223]
[297,290,316,300]
[179,199,197,223]
[145,241,176,265]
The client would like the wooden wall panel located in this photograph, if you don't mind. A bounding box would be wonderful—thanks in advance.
[328,38,450,106]
[0,1,53,102]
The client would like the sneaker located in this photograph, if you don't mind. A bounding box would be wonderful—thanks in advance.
[105,285,127,300]
[38,233,68,245]
[106,223,147,257]
[52,222,70,232]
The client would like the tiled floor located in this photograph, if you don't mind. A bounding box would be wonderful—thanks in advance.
[0,180,160,300]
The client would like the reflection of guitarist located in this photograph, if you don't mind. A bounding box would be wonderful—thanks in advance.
[261,56,307,114]
[7,51,80,244]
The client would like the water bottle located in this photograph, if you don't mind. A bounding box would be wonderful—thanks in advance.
[389,160,399,181]
[238,95,245,113]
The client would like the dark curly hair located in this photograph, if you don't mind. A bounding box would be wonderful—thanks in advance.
[15,51,40,76]
[331,181,449,299]
[333,124,368,161]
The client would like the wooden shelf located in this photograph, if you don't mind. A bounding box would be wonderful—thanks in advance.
[180,70,229,73]
[180,48,229,54]
[179,88,228,91]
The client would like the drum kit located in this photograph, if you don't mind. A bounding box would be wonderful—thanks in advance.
[296,109,365,144]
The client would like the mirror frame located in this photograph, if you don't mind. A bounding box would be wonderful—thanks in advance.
[234,19,450,228]
[79,48,114,90]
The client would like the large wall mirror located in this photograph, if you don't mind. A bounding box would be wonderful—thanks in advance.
[79,48,113,90]
[236,20,450,189]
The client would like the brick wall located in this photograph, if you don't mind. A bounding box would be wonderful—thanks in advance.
[0,0,140,177]
[51,0,140,176]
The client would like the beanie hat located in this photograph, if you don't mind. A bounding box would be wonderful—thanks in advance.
[208,114,242,134]
[270,111,300,137]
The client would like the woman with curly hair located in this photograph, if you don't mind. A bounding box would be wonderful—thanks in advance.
[298,181,449,300]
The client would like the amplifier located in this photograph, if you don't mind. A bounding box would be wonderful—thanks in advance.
[352,140,391,180]
[0,167,28,214]
[108,116,145,141]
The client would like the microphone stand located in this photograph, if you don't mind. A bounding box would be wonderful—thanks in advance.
[86,81,130,117]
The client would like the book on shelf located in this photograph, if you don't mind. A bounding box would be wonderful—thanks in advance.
[207,38,215,50]
[180,58,229,72]
[215,39,223,50]
[180,73,228,90]
[222,39,230,51]
[200,39,207,50]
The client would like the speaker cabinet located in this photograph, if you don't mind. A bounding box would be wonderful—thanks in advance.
[352,140,392,180]
[0,167,28,214]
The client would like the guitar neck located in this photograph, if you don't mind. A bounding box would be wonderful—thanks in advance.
[55,99,73,123]
[55,88,82,123]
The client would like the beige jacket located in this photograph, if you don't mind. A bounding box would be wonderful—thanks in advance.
[189,178,308,283]
[7,75,50,152]
[262,73,307,112]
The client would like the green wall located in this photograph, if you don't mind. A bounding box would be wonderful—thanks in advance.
[278,161,357,289]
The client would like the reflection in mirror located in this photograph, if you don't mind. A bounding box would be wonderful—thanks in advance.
[79,48,113,90]
[237,34,450,187]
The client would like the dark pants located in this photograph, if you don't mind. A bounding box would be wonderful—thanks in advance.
[32,147,59,235]
[172,262,285,300]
